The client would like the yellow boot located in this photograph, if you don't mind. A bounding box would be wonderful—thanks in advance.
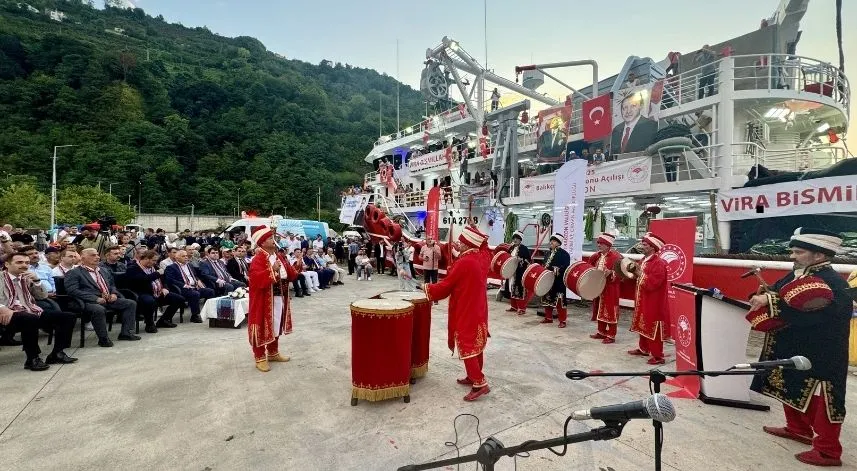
[255,359,271,372]
[268,353,290,363]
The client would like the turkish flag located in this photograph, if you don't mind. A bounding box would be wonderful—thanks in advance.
[582,93,612,142]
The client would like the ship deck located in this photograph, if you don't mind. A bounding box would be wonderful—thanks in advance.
[2,275,856,470]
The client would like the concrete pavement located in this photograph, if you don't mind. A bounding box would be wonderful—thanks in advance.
[1,274,855,470]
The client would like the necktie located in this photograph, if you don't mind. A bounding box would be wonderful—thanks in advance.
[621,126,631,153]
[86,266,109,295]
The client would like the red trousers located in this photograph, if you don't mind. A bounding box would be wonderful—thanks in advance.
[638,329,664,359]
[784,395,843,459]
[463,353,486,388]
[544,301,567,322]
[510,295,531,311]
[597,321,617,339]
[252,337,279,361]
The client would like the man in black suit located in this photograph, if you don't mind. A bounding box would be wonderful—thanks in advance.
[1,253,78,368]
[225,246,249,285]
[199,246,245,295]
[164,249,215,323]
[610,92,659,154]
[64,248,140,347]
[126,250,186,332]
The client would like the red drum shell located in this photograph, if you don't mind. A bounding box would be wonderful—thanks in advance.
[523,264,555,297]
[563,261,607,301]
[491,251,517,279]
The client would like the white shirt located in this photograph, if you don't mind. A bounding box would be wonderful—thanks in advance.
[312,240,324,250]
[51,264,76,278]
[287,239,301,253]
[159,258,175,271]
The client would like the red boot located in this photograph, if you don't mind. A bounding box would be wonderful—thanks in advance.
[589,333,605,339]
[795,450,842,467]
[456,377,474,386]
[464,385,490,401]
[762,426,813,445]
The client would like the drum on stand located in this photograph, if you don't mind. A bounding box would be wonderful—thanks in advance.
[491,251,518,280]
[379,291,432,380]
[523,264,555,297]
[350,298,414,406]
[564,261,607,300]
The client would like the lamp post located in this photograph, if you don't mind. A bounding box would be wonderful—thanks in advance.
[190,204,195,232]
[51,144,77,241]
[237,187,241,216]
[108,182,121,196]
[138,180,142,214]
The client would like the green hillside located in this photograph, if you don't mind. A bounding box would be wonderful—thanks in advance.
[0,0,425,226]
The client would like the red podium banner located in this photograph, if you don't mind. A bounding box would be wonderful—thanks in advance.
[649,217,698,398]
[425,187,440,242]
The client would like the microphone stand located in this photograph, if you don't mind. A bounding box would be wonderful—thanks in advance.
[566,368,771,471]
[397,421,626,471]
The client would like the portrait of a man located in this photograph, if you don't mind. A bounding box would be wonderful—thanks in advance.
[610,91,658,154]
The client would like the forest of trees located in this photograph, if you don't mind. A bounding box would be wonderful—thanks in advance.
[0,0,426,227]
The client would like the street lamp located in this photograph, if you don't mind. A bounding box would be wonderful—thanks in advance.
[108,182,121,196]
[237,187,241,216]
[138,180,142,214]
[51,144,77,241]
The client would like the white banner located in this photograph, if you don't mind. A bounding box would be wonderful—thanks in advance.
[716,175,857,221]
[408,149,447,174]
[554,160,587,299]
[338,196,367,225]
[519,156,651,203]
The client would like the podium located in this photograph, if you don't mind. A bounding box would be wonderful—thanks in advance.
[672,284,769,411]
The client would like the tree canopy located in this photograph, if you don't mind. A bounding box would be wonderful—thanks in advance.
[0,0,426,228]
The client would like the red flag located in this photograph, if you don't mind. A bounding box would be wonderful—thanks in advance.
[425,187,440,242]
[582,93,612,142]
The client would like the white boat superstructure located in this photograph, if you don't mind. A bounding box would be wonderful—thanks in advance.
[352,0,850,253]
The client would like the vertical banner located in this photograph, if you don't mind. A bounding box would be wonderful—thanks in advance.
[553,160,587,297]
[425,187,440,241]
[649,217,698,398]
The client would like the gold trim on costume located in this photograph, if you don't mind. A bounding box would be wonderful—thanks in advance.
[410,363,428,379]
[351,383,410,402]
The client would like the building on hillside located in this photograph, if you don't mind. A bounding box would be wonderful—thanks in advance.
[48,9,67,22]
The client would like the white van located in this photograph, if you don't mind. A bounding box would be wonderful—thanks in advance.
[222,216,331,244]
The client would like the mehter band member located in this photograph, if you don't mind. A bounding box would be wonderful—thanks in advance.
[541,234,571,328]
[750,228,850,467]
[588,233,622,343]
[627,232,669,365]
[507,231,531,315]
[247,226,299,373]
[424,225,491,401]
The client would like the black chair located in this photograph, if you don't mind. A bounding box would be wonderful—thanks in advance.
[54,277,90,348]
[112,273,140,334]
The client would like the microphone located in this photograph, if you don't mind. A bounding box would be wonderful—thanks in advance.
[740,266,761,279]
[571,394,676,423]
[732,356,811,370]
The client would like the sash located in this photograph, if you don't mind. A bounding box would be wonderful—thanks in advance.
[3,272,42,313]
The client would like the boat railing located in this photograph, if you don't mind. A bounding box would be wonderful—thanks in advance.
[373,103,472,148]
[731,142,848,176]
[731,54,850,112]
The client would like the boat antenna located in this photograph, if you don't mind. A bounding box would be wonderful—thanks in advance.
[835,0,844,72]
[396,38,401,131]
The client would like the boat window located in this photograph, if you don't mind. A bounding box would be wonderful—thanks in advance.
[420,181,425,191]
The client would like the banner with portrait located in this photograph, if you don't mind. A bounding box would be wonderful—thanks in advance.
[536,104,572,162]
[610,82,662,155]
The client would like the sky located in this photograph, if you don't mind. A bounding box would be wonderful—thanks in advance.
[108,0,854,127]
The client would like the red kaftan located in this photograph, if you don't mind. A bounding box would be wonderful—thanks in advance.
[248,248,298,348]
[588,249,622,324]
[424,247,491,360]
[630,253,670,340]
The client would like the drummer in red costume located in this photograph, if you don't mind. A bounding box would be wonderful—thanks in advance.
[247,226,300,372]
[506,231,531,315]
[628,232,670,365]
[541,234,571,328]
[424,225,492,401]
[588,233,622,343]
